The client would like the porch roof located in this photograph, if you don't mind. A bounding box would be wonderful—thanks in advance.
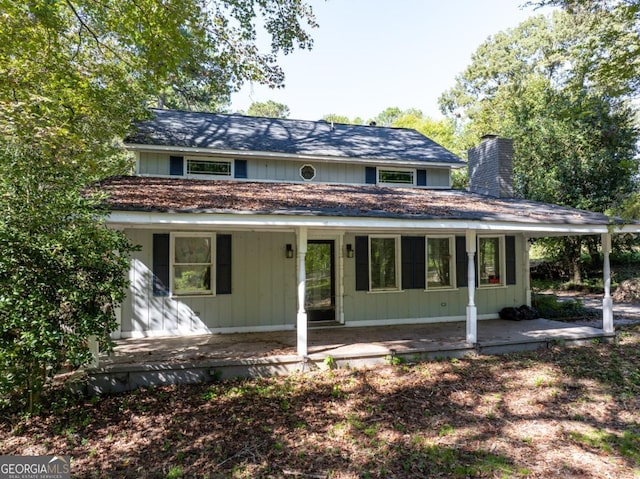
[96,176,633,233]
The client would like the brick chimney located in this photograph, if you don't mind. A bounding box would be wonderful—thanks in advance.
[467,135,513,198]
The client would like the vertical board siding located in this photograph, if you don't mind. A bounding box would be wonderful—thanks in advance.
[138,154,452,188]
[121,229,296,335]
[426,168,450,187]
[122,230,526,335]
[138,152,171,175]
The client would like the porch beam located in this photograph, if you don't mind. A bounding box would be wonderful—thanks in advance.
[465,230,477,344]
[602,233,614,334]
[296,227,309,356]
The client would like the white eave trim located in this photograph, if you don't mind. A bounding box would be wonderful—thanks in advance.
[124,143,466,169]
[106,210,639,235]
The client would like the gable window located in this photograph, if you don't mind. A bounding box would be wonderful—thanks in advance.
[478,236,504,287]
[378,168,415,186]
[171,233,215,296]
[370,236,400,291]
[427,236,454,289]
[186,159,232,177]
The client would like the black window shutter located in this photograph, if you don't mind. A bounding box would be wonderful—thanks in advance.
[365,167,377,184]
[455,236,468,288]
[153,234,170,296]
[505,235,516,285]
[234,159,248,179]
[216,234,232,294]
[416,169,427,186]
[402,236,425,289]
[355,236,369,291]
[170,156,184,176]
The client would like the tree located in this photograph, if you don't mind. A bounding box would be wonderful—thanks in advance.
[374,107,404,127]
[322,114,353,124]
[528,0,640,97]
[0,0,316,411]
[439,11,639,281]
[247,100,291,118]
[0,146,136,412]
[0,1,316,168]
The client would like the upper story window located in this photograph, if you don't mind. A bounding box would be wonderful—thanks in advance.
[378,168,415,186]
[300,164,316,181]
[186,158,232,177]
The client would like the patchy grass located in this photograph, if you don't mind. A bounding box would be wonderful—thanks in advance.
[2,325,640,478]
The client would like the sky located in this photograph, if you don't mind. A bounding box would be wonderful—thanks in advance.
[230,0,554,122]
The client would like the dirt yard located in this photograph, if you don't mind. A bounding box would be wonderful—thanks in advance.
[2,324,639,478]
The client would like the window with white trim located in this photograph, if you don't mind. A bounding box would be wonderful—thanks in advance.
[378,168,415,186]
[171,233,215,296]
[478,236,504,286]
[186,158,232,177]
[370,236,400,290]
[426,236,454,289]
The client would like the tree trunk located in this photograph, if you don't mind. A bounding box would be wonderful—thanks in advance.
[572,255,582,284]
[567,236,582,284]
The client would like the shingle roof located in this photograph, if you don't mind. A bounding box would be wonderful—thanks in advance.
[125,109,464,165]
[97,176,616,226]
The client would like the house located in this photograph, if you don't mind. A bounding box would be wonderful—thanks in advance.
[98,108,637,357]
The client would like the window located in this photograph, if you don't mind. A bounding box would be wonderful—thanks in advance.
[478,236,504,286]
[427,236,454,289]
[171,233,215,296]
[370,236,399,290]
[299,164,316,181]
[186,159,232,177]
[378,168,415,185]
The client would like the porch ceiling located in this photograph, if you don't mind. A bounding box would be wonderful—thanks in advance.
[96,176,640,235]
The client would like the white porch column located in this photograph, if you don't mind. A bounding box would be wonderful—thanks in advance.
[296,227,308,356]
[602,233,614,334]
[524,237,532,306]
[466,230,477,344]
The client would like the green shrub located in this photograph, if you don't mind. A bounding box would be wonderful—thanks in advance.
[532,294,588,319]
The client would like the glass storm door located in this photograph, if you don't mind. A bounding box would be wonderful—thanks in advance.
[305,240,336,322]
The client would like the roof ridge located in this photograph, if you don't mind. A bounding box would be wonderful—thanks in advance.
[148,108,426,134]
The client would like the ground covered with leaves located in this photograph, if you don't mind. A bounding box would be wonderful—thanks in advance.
[2,326,640,479]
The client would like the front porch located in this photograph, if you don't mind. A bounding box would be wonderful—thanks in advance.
[84,318,614,395]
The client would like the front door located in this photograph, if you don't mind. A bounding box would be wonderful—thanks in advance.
[305,240,336,322]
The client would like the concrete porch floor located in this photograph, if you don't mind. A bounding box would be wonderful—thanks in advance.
[101,319,610,367]
[85,318,614,394]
